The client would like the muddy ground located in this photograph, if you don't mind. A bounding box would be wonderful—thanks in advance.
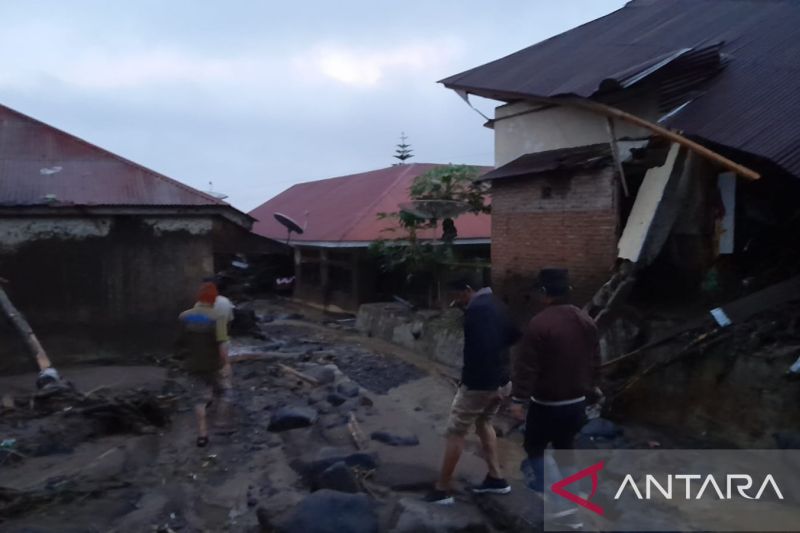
[0,298,683,533]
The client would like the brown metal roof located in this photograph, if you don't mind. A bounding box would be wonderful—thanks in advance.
[249,164,491,245]
[0,104,249,219]
[440,0,800,178]
[479,144,612,182]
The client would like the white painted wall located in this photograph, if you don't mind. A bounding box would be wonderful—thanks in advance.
[0,217,112,250]
[493,96,659,166]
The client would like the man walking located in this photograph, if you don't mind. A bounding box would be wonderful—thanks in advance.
[510,268,601,491]
[425,279,521,504]
[176,281,232,447]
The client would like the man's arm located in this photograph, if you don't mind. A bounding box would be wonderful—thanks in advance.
[511,320,540,401]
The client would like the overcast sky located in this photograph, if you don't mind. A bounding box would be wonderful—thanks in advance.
[0,1,627,212]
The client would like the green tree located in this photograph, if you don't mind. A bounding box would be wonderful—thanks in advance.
[370,164,490,303]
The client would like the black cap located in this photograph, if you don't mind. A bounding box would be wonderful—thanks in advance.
[535,268,571,297]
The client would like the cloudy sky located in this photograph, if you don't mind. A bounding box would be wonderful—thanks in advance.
[0,1,626,212]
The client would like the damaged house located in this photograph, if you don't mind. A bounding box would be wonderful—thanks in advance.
[440,0,800,444]
[249,163,490,312]
[0,103,279,371]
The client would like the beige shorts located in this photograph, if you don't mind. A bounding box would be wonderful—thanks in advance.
[187,364,233,407]
[445,381,512,436]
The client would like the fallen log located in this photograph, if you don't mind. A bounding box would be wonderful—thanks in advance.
[277,363,320,386]
[347,412,368,450]
[0,285,53,372]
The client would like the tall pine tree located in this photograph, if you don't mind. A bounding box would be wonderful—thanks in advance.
[393,132,413,164]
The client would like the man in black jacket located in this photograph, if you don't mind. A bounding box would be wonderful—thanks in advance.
[425,280,521,504]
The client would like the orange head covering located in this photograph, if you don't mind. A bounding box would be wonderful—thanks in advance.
[197,282,218,305]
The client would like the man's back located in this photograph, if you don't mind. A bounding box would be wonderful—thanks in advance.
[462,290,520,390]
[517,304,599,402]
[177,304,227,375]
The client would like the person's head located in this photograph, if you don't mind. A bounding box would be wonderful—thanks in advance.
[197,281,218,305]
[447,278,476,308]
[533,268,571,306]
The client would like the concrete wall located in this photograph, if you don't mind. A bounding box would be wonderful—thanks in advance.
[356,303,464,369]
[494,96,657,167]
[0,214,215,372]
[490,166,619,313]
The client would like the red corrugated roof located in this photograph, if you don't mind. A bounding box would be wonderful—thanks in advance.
[0,103,236,209]
[249,164,491,244]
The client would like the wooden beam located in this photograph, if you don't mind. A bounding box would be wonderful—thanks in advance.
[552,97,760,181]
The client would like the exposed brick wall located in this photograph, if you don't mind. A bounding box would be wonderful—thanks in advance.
[491,167,619,315]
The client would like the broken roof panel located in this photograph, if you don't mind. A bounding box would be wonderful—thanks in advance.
[440,0,800,178]
[249,164,491,245]
[0,104,240,210]
[480,144,612,182]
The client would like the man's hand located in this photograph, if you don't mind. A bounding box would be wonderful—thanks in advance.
[509,402,527,421]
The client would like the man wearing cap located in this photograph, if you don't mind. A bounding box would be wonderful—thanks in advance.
[510,268,601,491]
[425,279,521,504]
[176,282,232,447]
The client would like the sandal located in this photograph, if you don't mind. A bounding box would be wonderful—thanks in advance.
[196,436,209,448]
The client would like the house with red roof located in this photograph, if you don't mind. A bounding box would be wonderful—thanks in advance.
[0,103,284,371]
[249,163,491,311]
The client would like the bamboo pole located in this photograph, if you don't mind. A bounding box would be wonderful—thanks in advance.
[553,97,761,181]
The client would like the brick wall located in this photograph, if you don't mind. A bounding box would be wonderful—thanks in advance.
[491,167,619,314]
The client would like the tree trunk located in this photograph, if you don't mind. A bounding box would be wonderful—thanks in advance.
[0,285,52,370]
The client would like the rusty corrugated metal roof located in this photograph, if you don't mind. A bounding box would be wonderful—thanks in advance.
[0,103,243,211]
[248,164,491,245]
[440,0,800,178]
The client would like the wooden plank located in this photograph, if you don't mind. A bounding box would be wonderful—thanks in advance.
[617,143,682,263]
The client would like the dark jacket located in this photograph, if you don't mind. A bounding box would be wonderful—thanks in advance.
[461,290,521,390]
[512,304,600,402]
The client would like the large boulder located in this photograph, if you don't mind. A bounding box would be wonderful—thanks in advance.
[278,490,378,533]
[268,406,318,432]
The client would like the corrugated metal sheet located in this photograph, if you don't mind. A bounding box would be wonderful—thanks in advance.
[0,104,234,208]
[479,144,611,182]
[248,164,491,244]
[440,0,800,178]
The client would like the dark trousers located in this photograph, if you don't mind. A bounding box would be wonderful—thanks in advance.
[523,400,586,491]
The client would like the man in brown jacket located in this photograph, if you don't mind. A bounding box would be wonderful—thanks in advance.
[510,268,601,491]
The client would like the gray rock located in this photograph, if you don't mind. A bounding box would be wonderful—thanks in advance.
[327,392,348,406]
[580,418,621,439]
[337,381,360,398]
[268,406,319,432]
[293,447,379,483]
[370,430,419,447]
[316,461,361,493]
[390,498,490,533]
[278,312,305,321]
[304,365,337,385]
[373,462,437,491]
[278,490,377,533]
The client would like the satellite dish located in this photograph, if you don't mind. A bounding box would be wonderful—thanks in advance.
[274,212,304,244]
[398,199,470,219]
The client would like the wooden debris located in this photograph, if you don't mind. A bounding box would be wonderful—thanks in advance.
[277,363,320,386]
[0,285,53,371]
[347,411,367,450]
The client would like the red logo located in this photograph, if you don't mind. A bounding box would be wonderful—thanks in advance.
[550,460,605,516]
